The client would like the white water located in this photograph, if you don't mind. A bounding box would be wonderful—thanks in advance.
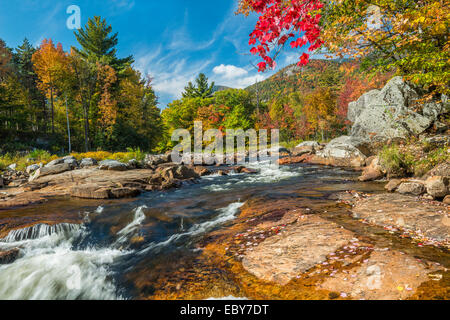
[203,161,301,192]
[0,223,124,300]
[114,205,147,246]
[139,201,244,254]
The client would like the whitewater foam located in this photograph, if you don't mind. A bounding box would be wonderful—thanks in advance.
[139,202,244,254]
[0,222,124,300]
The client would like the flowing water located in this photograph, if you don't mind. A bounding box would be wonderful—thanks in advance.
[0,162,445,300]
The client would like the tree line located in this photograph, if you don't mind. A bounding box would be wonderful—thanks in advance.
[0,16,163,154]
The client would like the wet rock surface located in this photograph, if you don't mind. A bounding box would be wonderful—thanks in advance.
[242,215,355,285]
[319,250,442,300]
[0,248,19,264]
[350,193,450,247]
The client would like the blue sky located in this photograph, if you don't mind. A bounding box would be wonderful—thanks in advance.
[0,0,306,107]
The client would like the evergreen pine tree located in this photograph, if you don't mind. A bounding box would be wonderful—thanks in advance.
[73,16,133,72]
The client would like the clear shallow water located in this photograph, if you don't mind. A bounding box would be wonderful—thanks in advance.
[0,162,382,300]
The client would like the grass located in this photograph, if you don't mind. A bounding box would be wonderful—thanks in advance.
[379,140,449,178]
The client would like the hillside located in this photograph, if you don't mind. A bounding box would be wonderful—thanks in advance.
[245,59,363,102]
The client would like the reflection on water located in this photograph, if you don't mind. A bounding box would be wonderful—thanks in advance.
[0,162,401,300]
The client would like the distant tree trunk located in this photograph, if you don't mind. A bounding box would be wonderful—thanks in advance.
[65,95,72,153]
[83,103,89,152]
[50,87,55,134]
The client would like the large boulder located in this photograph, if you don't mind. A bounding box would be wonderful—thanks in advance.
[314,136,366,167]
[348,77,449,149]
[425,176,449,199]
[99,160,128,171]
[29,163,73,182]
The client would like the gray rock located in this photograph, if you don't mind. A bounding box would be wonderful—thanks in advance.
[425,176,449,198]
[128,159,139,169]
[63,156,76,161]
[80,158,98,168]
[175,165,200,180]
[64,158,78,167]
[26,164,40,174]
[296,141,320,148]
[397,181,426,196]
[145,154,170,166]
[7,163,17,171]
[317,136,366,161]
[385,179,402,192]
[348,77,449,146]
[423,163,450,179]
[29,163,73,182]
[0,249,19,264]
[45,158,64,167]
[99,160,127,171]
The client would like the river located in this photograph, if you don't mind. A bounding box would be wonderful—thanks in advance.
[0,161,446,300]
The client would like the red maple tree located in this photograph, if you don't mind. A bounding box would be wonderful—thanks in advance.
[240,0,324,72]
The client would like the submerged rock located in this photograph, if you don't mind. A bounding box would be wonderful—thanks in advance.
[351,193,449,245]
[242,216,355,285]
[319,250,442,300]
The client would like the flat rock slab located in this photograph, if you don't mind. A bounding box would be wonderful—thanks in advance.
[242,216,354,285]
[319,250,441,300]
[351,193,450,246]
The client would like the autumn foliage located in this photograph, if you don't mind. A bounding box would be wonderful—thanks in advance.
[238,0,324,71]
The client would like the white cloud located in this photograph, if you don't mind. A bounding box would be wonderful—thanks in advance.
[135,49,213,100]
[213,64,248,79]
[218,74,267,89]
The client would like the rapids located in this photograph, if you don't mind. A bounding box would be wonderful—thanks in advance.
[0,161,396,299]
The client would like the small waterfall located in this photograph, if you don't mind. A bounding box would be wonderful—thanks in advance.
[0,221,123,300]
[139,202,244,254]
[1,223,82,243]
[114,205,147,245]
